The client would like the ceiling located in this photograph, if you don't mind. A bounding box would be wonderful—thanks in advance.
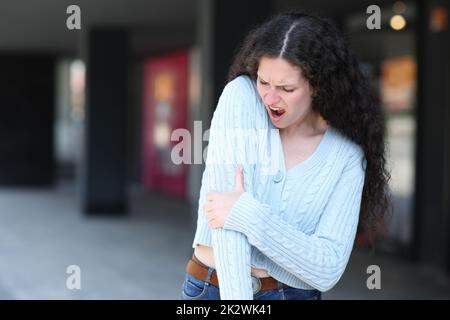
[0,0,197,54]
[0,0,407,56]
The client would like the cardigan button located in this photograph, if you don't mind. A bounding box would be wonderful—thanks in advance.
[273,170,284,183]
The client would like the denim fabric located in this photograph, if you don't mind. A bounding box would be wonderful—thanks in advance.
[181,272,322,300]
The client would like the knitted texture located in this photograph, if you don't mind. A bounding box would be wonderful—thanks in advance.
[192,75,366,299]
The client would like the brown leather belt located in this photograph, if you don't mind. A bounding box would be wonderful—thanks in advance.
[187,255,287,294]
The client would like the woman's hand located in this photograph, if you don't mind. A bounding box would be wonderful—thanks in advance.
[204,166,245,229]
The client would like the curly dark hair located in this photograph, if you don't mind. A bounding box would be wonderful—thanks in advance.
[228,12,392,243]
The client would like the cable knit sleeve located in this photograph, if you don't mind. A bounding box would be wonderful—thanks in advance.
[195,76,263,299]
[223,149,366,292]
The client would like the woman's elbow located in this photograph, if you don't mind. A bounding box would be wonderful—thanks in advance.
[297,262,347,292]
[315,273,343,292]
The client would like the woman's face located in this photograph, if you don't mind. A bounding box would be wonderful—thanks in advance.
[256,56,314,129]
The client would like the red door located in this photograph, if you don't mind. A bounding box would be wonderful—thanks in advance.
[141,50,188,198]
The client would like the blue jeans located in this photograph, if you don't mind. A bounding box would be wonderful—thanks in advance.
[181,271,322,300]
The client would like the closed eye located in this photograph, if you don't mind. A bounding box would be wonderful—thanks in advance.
[258,77,295,92]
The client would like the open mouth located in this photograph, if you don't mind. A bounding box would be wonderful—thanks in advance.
[268,106,286,120]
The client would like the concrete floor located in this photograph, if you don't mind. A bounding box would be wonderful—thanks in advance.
[0,184,449,300]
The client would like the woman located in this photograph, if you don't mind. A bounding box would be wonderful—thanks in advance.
[181,12,391,300]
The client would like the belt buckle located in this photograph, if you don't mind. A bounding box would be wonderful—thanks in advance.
[251,276,261,294]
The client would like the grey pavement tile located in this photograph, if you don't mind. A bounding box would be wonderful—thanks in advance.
[1,186,449,300]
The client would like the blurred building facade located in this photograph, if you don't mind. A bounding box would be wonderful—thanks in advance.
[0,0,449,275]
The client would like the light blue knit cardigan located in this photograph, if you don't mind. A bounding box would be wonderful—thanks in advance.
[192,75,366,299]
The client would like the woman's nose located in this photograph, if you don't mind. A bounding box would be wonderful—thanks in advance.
[264,89,280,106]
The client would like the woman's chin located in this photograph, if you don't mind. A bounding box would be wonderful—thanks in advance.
[270,121,286,129]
